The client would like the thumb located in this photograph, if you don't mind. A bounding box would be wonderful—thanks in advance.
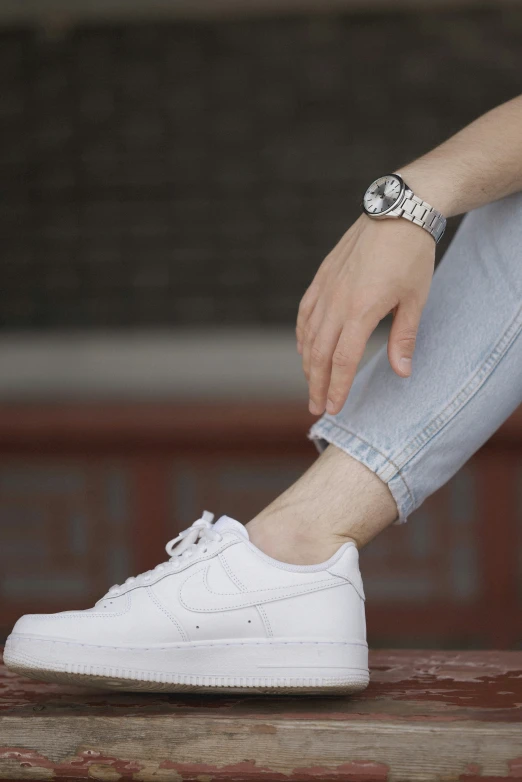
[387,303,421,378]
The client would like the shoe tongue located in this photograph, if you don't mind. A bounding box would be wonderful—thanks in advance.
[213,515,249,539]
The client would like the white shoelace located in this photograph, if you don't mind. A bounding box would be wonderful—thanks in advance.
[107,511,222,597]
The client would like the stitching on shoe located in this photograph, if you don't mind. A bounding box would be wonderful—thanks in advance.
[21,593,132,620]
[8,634,368,651]
[243,538,353,573]
[178,565,344,612]
[202,566,338,597]
[109,536,240,598]
[219,552,273,637]
[146,586,188,642]
[218,552,245,591]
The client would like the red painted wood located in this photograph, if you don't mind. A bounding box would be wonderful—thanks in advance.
[1,649,522,781]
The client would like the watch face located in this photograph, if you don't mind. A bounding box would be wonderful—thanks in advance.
[363,175,403,216]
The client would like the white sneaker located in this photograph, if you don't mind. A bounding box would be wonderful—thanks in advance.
[4,512,369,693]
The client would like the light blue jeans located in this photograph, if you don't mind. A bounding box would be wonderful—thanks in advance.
[309,192,522,523]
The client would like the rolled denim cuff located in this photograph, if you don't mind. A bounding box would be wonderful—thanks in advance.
[308,416,414,524]
[308,196,522,526]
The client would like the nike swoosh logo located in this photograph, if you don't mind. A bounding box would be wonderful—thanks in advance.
[179,563,344,613]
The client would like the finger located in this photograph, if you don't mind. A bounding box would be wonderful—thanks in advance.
[307,316,343,415]
[302,302,324,384]
[326,319,377,415]
[296,245,345,355]
[387,302,422,378]
[296,284,319,355]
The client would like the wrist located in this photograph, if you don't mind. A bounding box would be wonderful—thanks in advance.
[362,172,447,243]
[397,164,458,218]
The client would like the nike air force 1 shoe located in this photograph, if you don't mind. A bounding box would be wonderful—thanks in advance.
[4,512,369,693]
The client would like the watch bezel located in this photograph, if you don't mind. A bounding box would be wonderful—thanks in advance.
[362,173,406,217]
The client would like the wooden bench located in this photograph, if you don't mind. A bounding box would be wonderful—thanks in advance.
[1,648,522,781]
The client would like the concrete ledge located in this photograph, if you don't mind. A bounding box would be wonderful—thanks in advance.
[0,329,385,402]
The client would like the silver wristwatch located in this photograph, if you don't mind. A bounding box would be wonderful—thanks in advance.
[362,173,446,243]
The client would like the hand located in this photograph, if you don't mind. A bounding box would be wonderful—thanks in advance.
[296,214,436,416]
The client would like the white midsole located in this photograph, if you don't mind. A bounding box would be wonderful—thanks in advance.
[5,633,368,682]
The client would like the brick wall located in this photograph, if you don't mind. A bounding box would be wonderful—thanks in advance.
[2,6,522,328]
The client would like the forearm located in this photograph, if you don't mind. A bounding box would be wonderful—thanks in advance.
[398,94,522,218]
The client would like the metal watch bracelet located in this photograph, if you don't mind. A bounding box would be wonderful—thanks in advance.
[399,191,446,243]
[393,173,446,243]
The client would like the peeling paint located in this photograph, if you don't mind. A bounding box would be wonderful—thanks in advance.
[133,767,182,782]
[2,649,522,782]
[459,756,522,780]
[158,758,389,781]
[508,757,522,777]
[0,750,389,782]
[0,748,143,780]
[464,763,483,775]
[250,723,277,734]
[459,777,521,781]
[88,764,123,781]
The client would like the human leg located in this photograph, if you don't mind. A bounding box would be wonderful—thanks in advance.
[248,192,522,562]
[6,194,522,693]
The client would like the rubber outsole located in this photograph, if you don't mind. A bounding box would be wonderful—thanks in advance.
[4,637,370,695]
[6,662,369,694]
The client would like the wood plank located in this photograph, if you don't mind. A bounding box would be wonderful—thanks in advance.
[2,649,522,781]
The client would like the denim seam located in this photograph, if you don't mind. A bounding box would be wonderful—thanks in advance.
[308,419,416,513]
[309,304,521,522]
[391,304,522,473]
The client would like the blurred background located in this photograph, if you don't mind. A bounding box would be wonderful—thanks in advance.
[1,0,521,648]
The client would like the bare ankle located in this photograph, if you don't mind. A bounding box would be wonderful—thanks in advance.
[246,512,355,565]
[245,445,398,564]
